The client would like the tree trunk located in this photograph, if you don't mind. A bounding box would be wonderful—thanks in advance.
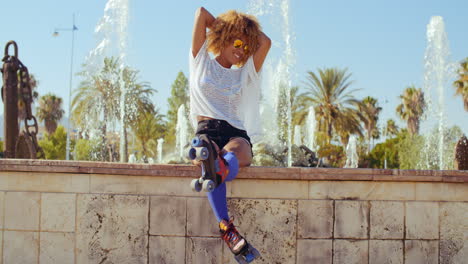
[327,119,333,144]
[102,108,108,162]
[45,119,57,135]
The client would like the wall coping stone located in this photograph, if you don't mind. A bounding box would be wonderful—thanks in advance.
[1,159,467,183]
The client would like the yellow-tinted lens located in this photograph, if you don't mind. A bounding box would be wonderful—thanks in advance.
[233,39,244,49]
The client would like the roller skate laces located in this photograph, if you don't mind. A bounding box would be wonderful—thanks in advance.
[216,155,229,182]
[219,219,246,254]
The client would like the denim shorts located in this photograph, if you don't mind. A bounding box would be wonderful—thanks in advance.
[195,119,253,154]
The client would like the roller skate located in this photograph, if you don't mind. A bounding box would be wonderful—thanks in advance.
[188,134,229,192]
[219,219,261,263]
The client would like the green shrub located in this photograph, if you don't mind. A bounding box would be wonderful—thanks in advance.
[38,126,67,160]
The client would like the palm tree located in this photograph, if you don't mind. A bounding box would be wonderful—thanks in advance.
[396,86,426,135]
[384,119,399,137]
[301,67,362,145]
[73,57,120,161]
[72,57,156,162]
[36,93,65,134]
[453,57,468,111]
[357,96,382,153]
[120,66,156,162]
[131,110,165,160]
[334,110,363,147]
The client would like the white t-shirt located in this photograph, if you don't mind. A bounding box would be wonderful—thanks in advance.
[189,40,262,142]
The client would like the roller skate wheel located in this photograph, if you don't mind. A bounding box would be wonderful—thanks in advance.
[190,179,202,192]
[196,147,209,160]
[245,253,255,262]
[202,180,215,192]
[250,246,261,258]
[234,255,248,264]
[188,148,197,160]
[191,137,203,147]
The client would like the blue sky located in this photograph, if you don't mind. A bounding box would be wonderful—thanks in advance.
[1,0,467,135]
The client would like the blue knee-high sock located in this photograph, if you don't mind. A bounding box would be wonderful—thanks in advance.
[207,152,239,222]
[207,182,229,222]
[223,152,239,182]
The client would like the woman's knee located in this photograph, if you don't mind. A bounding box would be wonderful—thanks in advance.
[223,138,252,167]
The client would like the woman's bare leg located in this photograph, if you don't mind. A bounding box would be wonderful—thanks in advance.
[222,137,252,168]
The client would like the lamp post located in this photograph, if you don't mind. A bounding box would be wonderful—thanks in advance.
[53,14,78,161]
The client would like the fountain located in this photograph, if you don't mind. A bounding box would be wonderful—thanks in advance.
[128,151,137,163]
[248,0,295,166]
[304,106,317,152]
[175,104,190,160]
[419,16,458,170]
[157,138,164,164]
[293,125,302,146]
[344,135,359,168]
[75,0,131,162]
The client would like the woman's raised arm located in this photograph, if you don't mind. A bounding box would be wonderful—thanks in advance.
[253,31,271,72]
[192,7,216,58]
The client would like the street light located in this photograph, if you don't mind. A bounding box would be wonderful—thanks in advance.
[53,14,78,161]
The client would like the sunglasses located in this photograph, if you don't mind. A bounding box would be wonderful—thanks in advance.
[233,39,249,52]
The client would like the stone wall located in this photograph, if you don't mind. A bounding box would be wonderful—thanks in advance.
[0,159,467,264]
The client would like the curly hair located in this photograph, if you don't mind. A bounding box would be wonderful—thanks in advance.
[207,10,261,67]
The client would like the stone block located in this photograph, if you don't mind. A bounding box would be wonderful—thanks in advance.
[231,179,308,199]
[369,240,403,264]
[297,239,332,264]
[41,193,76,232]
[370,201,404,239]
[310,181,370,200]
[76,194,149,264]
[5,192,40,230]
[405,240,438,264]
[415,182,468,202]
[335,201,369,239]
[406,202,439,239]
[3,231,39,264]
[150,196,186,236]
[186,197,219,237]
[0,192,4,229]
[90,174,201,197]
[0,172,89,193]
[440,202,468,264]
[334,239,368,264]
[149,236,185,264]
[0,230,2,263]
[186,237,222,264]
[227,199,297,264]
[40,232,75,264]
[298,200,333,238]
[309,181,415,201]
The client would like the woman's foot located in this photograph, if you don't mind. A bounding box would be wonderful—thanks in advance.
[219,219,247,255]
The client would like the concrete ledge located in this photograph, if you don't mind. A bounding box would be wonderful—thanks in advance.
[0,159,467,263]
[1,159,467,182]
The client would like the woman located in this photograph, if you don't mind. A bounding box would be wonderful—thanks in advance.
[189,6,271,256]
